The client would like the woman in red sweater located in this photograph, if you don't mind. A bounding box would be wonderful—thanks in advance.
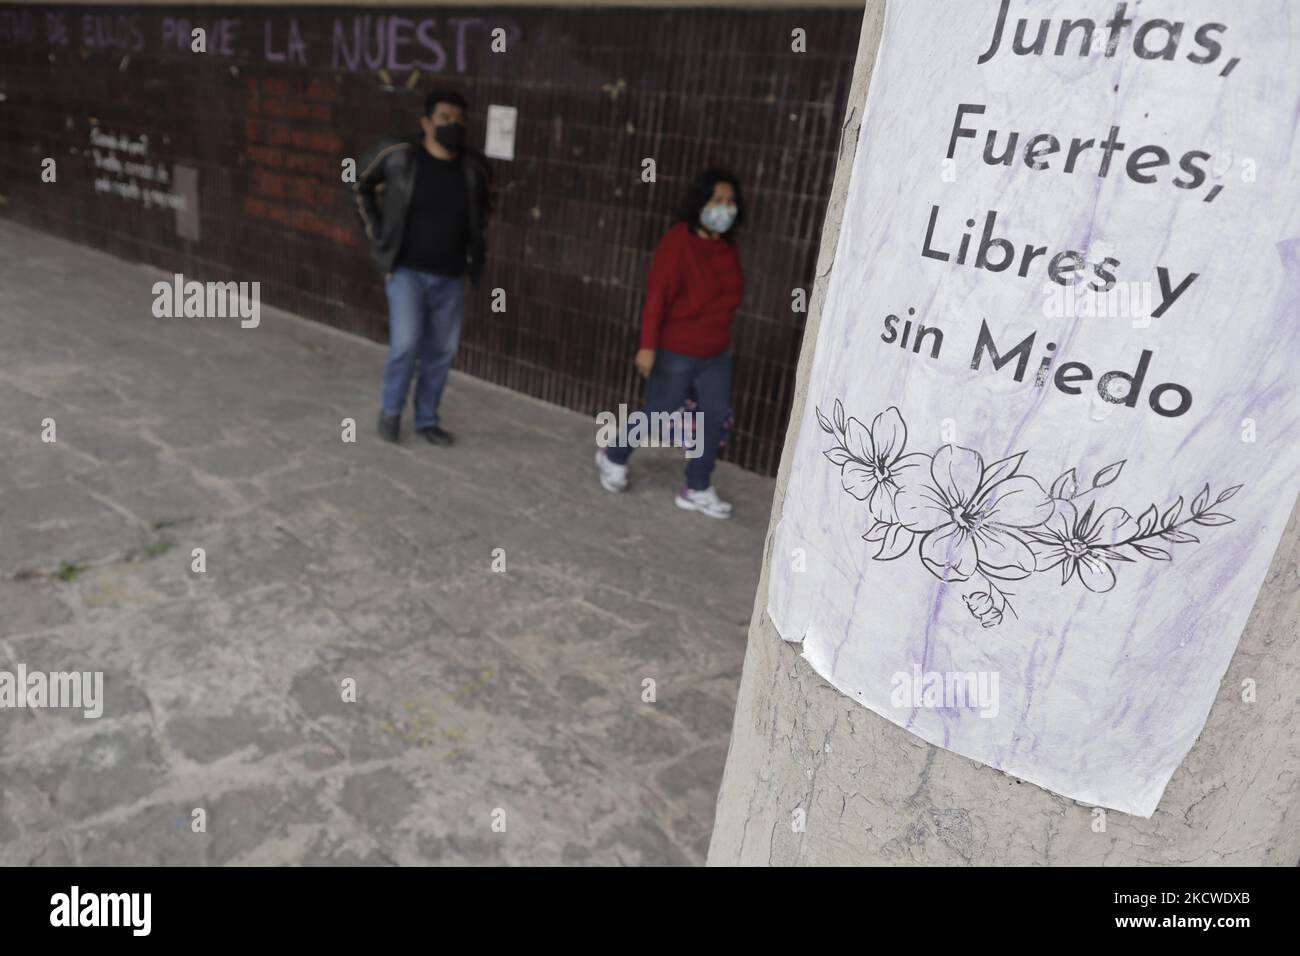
[596,168,744,518]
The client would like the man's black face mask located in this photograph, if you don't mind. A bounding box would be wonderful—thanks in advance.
[435,122,467,152]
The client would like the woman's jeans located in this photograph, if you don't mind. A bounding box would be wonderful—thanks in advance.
[381,268,465,429]
[606,348,732,491]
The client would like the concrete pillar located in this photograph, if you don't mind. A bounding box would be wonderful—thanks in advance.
[708,1,1300,867]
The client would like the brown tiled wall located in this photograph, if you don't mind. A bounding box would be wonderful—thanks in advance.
[0,4,862,475]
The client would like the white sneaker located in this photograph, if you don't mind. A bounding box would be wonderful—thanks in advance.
[595,448,628,492]
[675,485,732,519]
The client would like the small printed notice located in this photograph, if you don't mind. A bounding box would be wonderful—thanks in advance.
[484,104,517,161]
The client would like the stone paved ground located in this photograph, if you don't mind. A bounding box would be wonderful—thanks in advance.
[0,219,774,866]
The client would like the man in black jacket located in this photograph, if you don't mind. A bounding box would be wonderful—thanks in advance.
[354,89,492,446]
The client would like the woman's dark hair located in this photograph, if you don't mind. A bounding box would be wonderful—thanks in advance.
[677,167,744,240]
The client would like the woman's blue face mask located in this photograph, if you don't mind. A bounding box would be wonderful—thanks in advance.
[700,203,737,234]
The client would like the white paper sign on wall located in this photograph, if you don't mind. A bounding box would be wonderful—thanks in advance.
[484,104,517,161]
[769,0,1300,817]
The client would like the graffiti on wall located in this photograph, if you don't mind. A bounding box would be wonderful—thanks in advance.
[241,75,357,246]
[90,127,186,211]
[2,6,518,242]
[0,8,507,74]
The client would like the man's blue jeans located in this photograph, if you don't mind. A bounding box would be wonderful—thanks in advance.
[381,268,465,430]
[606,348,732,491]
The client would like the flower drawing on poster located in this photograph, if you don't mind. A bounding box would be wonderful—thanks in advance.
[817,400,1241,628]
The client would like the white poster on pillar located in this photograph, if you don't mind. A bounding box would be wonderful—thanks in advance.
[769,0,1300,817]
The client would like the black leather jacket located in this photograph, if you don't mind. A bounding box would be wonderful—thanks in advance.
[353,134,493,285]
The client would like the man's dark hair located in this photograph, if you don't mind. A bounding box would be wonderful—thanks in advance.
[424,89,467,117]
[677,167,744,240]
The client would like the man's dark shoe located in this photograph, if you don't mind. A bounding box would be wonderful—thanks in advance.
[418,426,454,447]
[378,412,400,443]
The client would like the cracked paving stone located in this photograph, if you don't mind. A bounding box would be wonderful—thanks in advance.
[4,723,170,831]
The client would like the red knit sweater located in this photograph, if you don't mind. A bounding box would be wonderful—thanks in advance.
[639,222,743,358]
